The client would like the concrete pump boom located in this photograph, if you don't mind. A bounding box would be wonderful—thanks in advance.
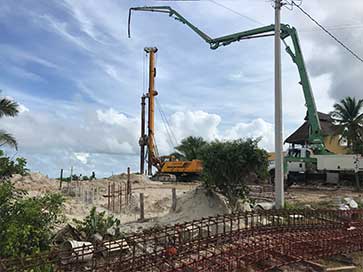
[129,6,327,153]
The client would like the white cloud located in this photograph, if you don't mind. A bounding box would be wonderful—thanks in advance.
[170,110,221,141]
[155,111,276,154]
[18,104,29,114]
[3,105,139,155]
[3,103,278,176]
[224,118,274,151]
[96,108,137,128]
[74,152,89,164]
[0,44,58,69]
[37,14,90,51]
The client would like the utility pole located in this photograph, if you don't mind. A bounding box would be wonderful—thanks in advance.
[274,0,284,209]
[145,47,158,176]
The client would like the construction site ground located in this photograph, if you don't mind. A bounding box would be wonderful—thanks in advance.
[10,172,363,271]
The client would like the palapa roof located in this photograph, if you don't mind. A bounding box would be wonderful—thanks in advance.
[285,112,337,145]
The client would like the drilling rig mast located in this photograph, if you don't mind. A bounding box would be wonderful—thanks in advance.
[140,47,202,181]
[145,47,158,175]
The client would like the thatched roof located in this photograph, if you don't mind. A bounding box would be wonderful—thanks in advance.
[285,112,336,145]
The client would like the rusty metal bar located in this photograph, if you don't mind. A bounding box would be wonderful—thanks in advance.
[2,209,363,271]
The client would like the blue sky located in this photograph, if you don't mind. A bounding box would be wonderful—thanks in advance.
[1,0,362,177]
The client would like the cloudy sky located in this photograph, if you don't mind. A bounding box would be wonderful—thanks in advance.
[0,0,362,177]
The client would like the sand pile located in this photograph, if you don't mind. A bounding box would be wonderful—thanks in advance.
[11,172,58,196]
[107,173,150,185]
[157,186,230,225]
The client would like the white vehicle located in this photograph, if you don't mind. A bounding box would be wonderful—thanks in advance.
[269,147,363,187]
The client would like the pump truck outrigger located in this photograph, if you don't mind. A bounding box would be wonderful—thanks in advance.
[129,6,363,187]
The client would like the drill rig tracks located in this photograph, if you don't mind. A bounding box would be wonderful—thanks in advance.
[2,209,363,272]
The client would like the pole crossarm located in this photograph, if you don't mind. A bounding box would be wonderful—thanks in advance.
[129,5,325,149]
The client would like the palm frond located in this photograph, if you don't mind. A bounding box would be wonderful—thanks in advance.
[0,131,18,150]
[0,98,19,118]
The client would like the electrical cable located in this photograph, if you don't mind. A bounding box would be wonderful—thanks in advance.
[291,1,363,64]
[300,24,363,33]
[145,0,263,25]
[208,0,263,25]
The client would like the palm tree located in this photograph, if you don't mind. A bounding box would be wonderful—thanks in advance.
[175,136,207,161]
[0,98,19,150]
[330,96,363,154]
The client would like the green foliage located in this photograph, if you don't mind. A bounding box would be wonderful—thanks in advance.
[200,138,268,210]
[73,207,122,240]
[0,181,64,258]
[354,141,363,155]
[0,96,19,150]
[58,173,94,182]
[175,136,207,161]
[71,174,79,181]
[0,150,29,178]
[330,96,363,154]
[0,131,17,150]
[0,97,19,118]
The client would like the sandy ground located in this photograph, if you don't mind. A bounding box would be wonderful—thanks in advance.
[11,172,363,271]
[11,172,363,232]
[11,173,217,230]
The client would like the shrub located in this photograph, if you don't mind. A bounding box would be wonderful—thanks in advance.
[200,138,268,210]
[0,150,29,178]
[73,207,122,241]
[0,181,64,258]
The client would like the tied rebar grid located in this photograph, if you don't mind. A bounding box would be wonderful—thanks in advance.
[2,209,363,272]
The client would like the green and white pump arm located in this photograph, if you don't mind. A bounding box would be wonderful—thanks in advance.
[129,6,328,154]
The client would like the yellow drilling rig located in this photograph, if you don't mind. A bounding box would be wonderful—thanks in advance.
[139,47,202,182]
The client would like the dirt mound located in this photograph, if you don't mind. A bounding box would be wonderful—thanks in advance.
[107,173,150,185]
[11,172,58,196]
[158,186,230,224]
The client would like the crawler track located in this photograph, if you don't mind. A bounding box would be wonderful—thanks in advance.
[2,209,363,271]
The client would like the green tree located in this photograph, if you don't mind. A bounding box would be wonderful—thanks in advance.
[330,97,363,154]
[200,138,268,210]
[0,97,19,150]
[0,181,64,258]
[175,136,207,161]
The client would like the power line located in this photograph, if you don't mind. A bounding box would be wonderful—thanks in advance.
[146,0,264,25]
[208,0,263,25]
[292,1,363,64]
[300,24,363,33]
